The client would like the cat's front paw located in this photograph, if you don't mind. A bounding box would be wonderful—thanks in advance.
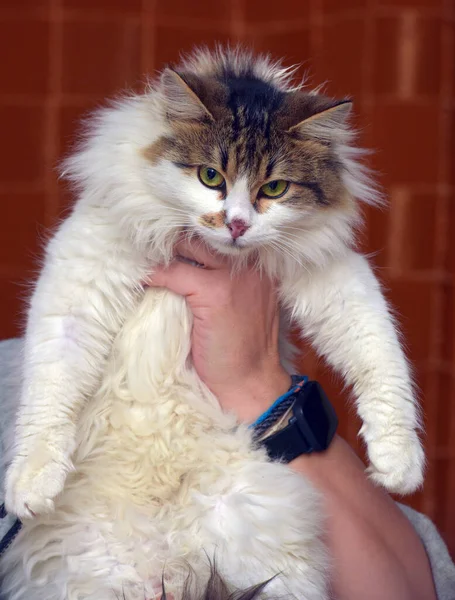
[5,451,72,519]
[366,431,425,494]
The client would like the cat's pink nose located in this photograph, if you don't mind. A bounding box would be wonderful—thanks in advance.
[227,218,250,240]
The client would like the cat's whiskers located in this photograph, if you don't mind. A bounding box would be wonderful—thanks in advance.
[267,239,298,264]
[252,242,275,275]
[157,206,194,217]
[280,225,309,233]
[268,239,310,274]
[277,234,308,249]
[149,223,189,231]
[277,237,309,264]
[278,230,317,250]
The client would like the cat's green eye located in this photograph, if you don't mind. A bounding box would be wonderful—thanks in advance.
[260,180,289,199]
[198,166,225,189]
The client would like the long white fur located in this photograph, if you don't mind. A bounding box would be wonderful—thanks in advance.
[1,47,424,599]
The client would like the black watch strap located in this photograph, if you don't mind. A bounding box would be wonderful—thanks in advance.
[262,418,312,463]
[255,380,338,463]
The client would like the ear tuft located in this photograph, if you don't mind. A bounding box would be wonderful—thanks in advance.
[160,68,213,123]
[287,99,353,143]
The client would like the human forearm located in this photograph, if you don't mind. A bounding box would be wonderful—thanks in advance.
[290,437,436,600]
[217,367,436,600]
[215,367,436,598]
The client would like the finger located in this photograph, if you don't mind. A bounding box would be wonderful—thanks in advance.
[174,255,207,269]
[174,236,229,270]
[147,260,213,298]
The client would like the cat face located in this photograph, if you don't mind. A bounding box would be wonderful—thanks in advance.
[142,50,375,260]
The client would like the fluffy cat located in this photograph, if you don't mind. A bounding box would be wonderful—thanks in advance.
[1,47,423,598]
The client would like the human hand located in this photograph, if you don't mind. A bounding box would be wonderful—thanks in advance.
[149,239,436,600]
[149,237,290,422]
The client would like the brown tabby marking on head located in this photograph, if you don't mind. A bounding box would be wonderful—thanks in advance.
[255,198,273,215]
[145,62,358,214]
[143,137,175,165]
[199,210,227,229]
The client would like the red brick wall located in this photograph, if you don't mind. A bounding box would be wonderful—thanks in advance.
[1,0,454,555]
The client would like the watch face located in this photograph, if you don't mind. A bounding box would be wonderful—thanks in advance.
[295,381,338,451]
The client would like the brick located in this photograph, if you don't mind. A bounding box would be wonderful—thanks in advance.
[0,104,45,185]
[0,19,50,95]
[63,0,142,12]
[315,18,366,98]
[413,365,430,411]
[434,371,454,449]
[0,0,48,8]
[0,192,46,271]
[433,458,450,535]
[440,284,453,363]
[57,179,77,214]
[245,28,312,82]
[294,341,362,451]
[56,104,86,212]
[157,0,231,20]
[293,336,317,375]
[62,19,142,95]
[0,277,26,339]
[377,0,443,6]
[412,365,432,452]
[58,101,100,157]
[415,18,443,96]
[446,447,455,555]
[318,375,356,436]
[154,27,231,70]
[387,279,434,362]
[400,191,438,270]
[447,194,455,274]
[402,489,424,512]
[244,0,310,23]
[373,16,443,98]
[450,111,455,189]
[368,104,439,185]
[361,203,390,267]
[373,17,400,95]
[323,0,367,11]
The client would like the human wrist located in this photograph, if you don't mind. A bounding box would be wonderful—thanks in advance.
[214,365,291,423]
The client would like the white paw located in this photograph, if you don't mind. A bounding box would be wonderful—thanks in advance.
[366,431,425,495]
[5,452,71,519]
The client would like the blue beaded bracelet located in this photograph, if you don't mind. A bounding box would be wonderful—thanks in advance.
[249,375,308,438]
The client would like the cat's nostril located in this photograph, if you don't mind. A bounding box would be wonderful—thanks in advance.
[227,218,250,240]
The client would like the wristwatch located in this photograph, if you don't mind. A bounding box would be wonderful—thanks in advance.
[250,376,338,463]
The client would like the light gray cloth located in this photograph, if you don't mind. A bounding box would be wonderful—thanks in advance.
[0,339,23,558]
[398,503,455,599]
[1,338,454,598]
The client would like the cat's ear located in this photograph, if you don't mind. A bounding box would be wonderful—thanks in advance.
[287,100,352,143]
[160,68,214,123]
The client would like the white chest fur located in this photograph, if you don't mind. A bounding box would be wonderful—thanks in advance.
[0,290,328,600]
